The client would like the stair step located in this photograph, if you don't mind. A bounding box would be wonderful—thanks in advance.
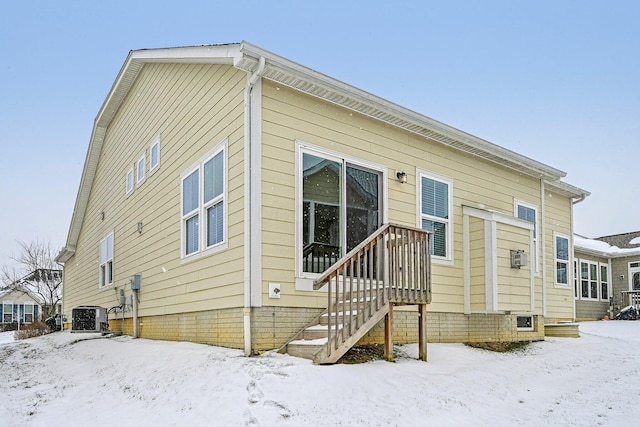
[318,311,358,325]
[286,338,328,360]
[303,324,342,340]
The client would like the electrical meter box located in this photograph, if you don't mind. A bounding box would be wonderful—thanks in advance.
[510,250,528,269]
[131,274,141,290]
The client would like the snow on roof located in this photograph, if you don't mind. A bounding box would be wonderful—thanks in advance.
[574,234,640,258]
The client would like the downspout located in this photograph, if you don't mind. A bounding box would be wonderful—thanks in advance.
[243,56,266,357]
[541,179,547,318]
[56,261,64,331]
[571,192,587,321]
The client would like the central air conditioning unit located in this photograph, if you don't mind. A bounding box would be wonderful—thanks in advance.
[71,306,108,332]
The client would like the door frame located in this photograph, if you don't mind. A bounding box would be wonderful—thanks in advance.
[295,141,388,291]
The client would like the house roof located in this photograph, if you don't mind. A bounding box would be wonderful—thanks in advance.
[56,41,589,262]
[0,284,44,305]
[574,233,640,259]
[596,231,640,249]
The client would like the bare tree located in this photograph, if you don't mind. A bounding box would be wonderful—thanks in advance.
[2,240,62,319]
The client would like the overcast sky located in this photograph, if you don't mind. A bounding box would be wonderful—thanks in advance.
[1,1,638,272]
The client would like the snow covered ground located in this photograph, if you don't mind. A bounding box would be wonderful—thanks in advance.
[1,321,639,426]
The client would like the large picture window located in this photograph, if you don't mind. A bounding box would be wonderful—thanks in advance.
[418,171,453,261]
[554,233,569,286]
[181,142,226,258]
[99,233,114,288]
[298,146,383,275]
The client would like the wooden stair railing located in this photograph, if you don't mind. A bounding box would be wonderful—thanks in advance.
[309,223,431,364]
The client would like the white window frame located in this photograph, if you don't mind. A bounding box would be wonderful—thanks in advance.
[629,262,640,291]
[580,260,599,300]
[180,140,228,261]
[516,315,534,331]
[599,263,609,302]
[126,168,134,195]
[23,302,34,323]
[150,137,160,174]
[514,199,539,275]
[554,232,571,288]
[99,232,114,288]
[137,154,146,185]
[295,141,388,287]
[417,169,454,265]
[2,301,13,323]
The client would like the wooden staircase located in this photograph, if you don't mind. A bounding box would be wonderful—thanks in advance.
[280,224,432,364]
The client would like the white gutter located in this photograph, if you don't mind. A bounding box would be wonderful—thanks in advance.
[243,56,265,357]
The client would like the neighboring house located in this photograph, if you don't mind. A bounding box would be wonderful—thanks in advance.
[0,285,43,329]
[56,42,588,359]
[574,232,640,320]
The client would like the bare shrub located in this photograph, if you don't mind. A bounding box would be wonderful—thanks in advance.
[14,322,50,340]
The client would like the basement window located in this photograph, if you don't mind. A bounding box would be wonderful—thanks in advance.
[517,316,533,331]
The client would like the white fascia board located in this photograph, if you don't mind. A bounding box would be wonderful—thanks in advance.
[130,44,241,64]
[545,179,590,200]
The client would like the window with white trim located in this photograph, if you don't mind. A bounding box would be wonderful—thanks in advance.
[630,262,640,291]
[554,233,569,286]
[515,200,538,273]
[600,264,609,301]
[100,233,114,288]
[181,142,226,258]
[516,315,533,331]
[24,303,34,323]
[126,168,134,194]
[418,171,453,261]
[2,302,12,323]
[150,138,160,172]
[298,147,383,275]
[137,154,146,185]
[580,261,598,300]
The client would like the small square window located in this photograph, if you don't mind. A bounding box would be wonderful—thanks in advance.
[126,168,134,194]
[137,155,146,184]
[517,316,533,331]
[150,139,160,172]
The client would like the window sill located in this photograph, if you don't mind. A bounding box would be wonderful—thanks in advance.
[180,242,229,264]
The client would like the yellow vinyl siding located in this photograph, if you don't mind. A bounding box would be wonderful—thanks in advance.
[63,63,247,321]
[469,217,486,312]
[260,79,547,313]
[543,188,574,320]
[496,223,532,313]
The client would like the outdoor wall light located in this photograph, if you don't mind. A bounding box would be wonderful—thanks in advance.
[396,171,408,184]
[137,222,143,234]
[100,211,105,220]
